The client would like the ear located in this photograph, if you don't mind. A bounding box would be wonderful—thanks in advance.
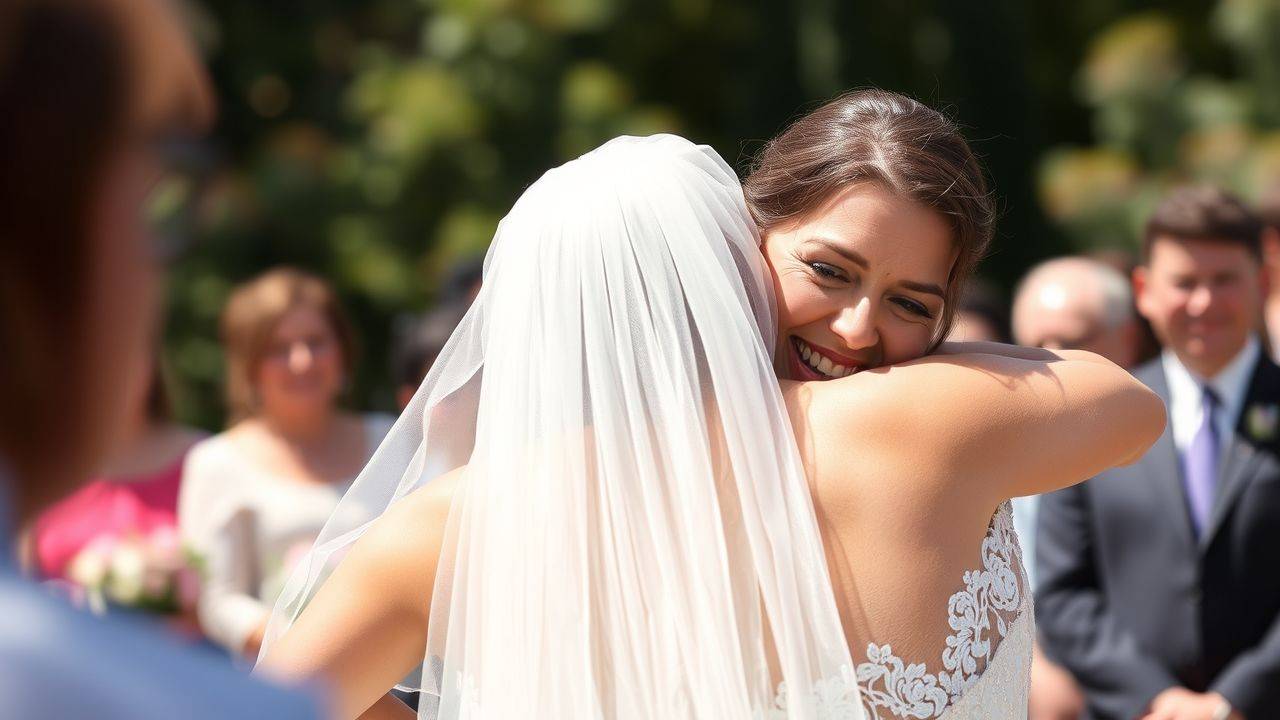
[1132,264,1157,323]
[1262,227,1280,267]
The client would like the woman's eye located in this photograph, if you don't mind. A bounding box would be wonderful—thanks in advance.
[893,297,932,318]
[808,262,846,280]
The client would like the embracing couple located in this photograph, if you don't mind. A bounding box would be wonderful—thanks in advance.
[255,91,1166,719]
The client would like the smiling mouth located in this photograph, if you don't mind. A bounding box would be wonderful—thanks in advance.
[791,336,861,379]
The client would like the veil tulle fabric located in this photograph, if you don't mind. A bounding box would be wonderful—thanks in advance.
[259,135,862,719]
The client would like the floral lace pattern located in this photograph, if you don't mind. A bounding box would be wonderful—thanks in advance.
[853,501,1029,720]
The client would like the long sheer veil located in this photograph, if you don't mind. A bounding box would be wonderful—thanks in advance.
[260,135,861,719]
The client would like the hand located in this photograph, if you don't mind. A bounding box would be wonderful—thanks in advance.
[241,621,268,660]
[1028,650,1085,720]
[1140,688,1243,720]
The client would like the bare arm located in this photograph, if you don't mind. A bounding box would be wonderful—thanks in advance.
[811,348,1165,504]
[258,472,459,720]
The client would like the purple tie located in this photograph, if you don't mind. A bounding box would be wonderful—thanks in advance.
[1184,385,1220,537]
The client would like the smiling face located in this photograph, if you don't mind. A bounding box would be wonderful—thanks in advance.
[253,305,346,420]
[1136,235,1264,378]
[762,182,957,381]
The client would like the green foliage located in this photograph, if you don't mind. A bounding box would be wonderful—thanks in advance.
[1038,0,1280,254]
[166,0,1208,428]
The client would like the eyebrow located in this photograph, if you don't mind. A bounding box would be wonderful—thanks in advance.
[803,238,947,299]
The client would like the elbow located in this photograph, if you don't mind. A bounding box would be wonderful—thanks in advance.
[1118,380,1167,466]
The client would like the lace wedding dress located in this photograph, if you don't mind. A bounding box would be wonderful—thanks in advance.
[764,501,1033,720]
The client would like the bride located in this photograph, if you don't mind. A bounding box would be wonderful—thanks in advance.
[257,103,1164,720]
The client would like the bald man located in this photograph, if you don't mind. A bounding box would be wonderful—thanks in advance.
[1012,256,1141,369]
[1011,256,1142,720]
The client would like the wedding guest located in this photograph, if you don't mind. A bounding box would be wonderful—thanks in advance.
[1254,184,1280,358]
[1011,255,1142,720]
[180,267,394,658]
[1012,256,1140,370]
[947,279,1009,343]
[1038,186,1280,720]
[389,302,467,410]
[30,347,204,584]
[0,0,322,716]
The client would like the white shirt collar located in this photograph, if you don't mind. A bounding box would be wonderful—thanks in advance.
[1162,335,1261,451]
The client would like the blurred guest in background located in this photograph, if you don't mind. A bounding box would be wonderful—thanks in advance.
[389,302,468,410]
[1011,255,1143,720]
[28,344,206,634]
[180,267,393,658]
[1038,186,1280,720]
[440,255,485,305]
[0,0,321,716]
[1012,256,1140,369]
[1254,185,1280,359]
[946,278,1010,343]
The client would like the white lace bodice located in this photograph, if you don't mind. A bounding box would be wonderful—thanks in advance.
[763,500,1033,720]
[446,502,1032,720]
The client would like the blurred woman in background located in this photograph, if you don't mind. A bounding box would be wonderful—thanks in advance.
[180,267,393,658]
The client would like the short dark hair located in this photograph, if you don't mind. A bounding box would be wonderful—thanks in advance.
[391,303,468,391]
[1143,185,1262,260]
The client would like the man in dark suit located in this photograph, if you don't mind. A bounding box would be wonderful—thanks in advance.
[1037,185,1280,720]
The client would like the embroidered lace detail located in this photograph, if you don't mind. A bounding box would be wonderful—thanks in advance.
[852,501,1029,720]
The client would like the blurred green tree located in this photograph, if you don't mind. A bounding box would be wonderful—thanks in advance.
[1038,0,1280,255]
[163,0,1197,427]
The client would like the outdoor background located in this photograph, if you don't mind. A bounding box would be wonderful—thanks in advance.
[161,0,1280,427]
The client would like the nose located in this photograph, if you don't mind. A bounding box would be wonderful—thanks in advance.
[287,342,314,373]
[830,297,879,351]
[1187,284,1214,316]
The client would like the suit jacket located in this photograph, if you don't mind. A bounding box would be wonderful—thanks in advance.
[1036,354,1280,720]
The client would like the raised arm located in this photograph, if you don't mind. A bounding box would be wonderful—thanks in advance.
[808,345,1165,505]
[257,472,459,720]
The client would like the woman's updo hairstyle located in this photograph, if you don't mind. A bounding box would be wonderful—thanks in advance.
[744,88,995,344]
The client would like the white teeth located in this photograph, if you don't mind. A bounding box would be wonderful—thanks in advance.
[795,337,860,379]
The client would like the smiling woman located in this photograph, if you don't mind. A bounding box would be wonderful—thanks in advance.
[745,88,994,378]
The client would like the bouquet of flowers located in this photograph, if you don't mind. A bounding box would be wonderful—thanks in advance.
[63,525,202,618]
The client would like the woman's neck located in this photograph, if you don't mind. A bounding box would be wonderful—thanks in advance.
[260,407,343,447]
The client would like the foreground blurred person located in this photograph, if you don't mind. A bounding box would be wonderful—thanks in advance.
[0,0,323,716]
[1010,255,1142,720]
[258,129,1162,719]
[1038,187,1280,720]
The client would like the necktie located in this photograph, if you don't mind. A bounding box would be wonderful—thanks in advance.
[1184,385,1220,537]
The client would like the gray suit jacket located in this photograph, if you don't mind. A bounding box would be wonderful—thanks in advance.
[1036,354,1280,720]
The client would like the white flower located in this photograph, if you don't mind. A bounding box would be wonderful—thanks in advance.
[105,538,147,605]
[66,536,114,589]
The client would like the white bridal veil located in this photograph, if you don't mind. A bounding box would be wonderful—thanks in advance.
[260,135,862,719]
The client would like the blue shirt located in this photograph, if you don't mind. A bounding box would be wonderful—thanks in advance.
[0,467,327,720]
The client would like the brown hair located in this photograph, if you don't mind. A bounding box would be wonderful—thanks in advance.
[220,267,356,422]
[0,0,210,509]
[744,89,995,344]
[1143,184,1262,260]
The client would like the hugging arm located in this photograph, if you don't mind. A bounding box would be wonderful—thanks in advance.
[827,346,1165,503]
[257,476,457,720]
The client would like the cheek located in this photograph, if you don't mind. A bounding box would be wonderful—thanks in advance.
[881,323,935,364]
